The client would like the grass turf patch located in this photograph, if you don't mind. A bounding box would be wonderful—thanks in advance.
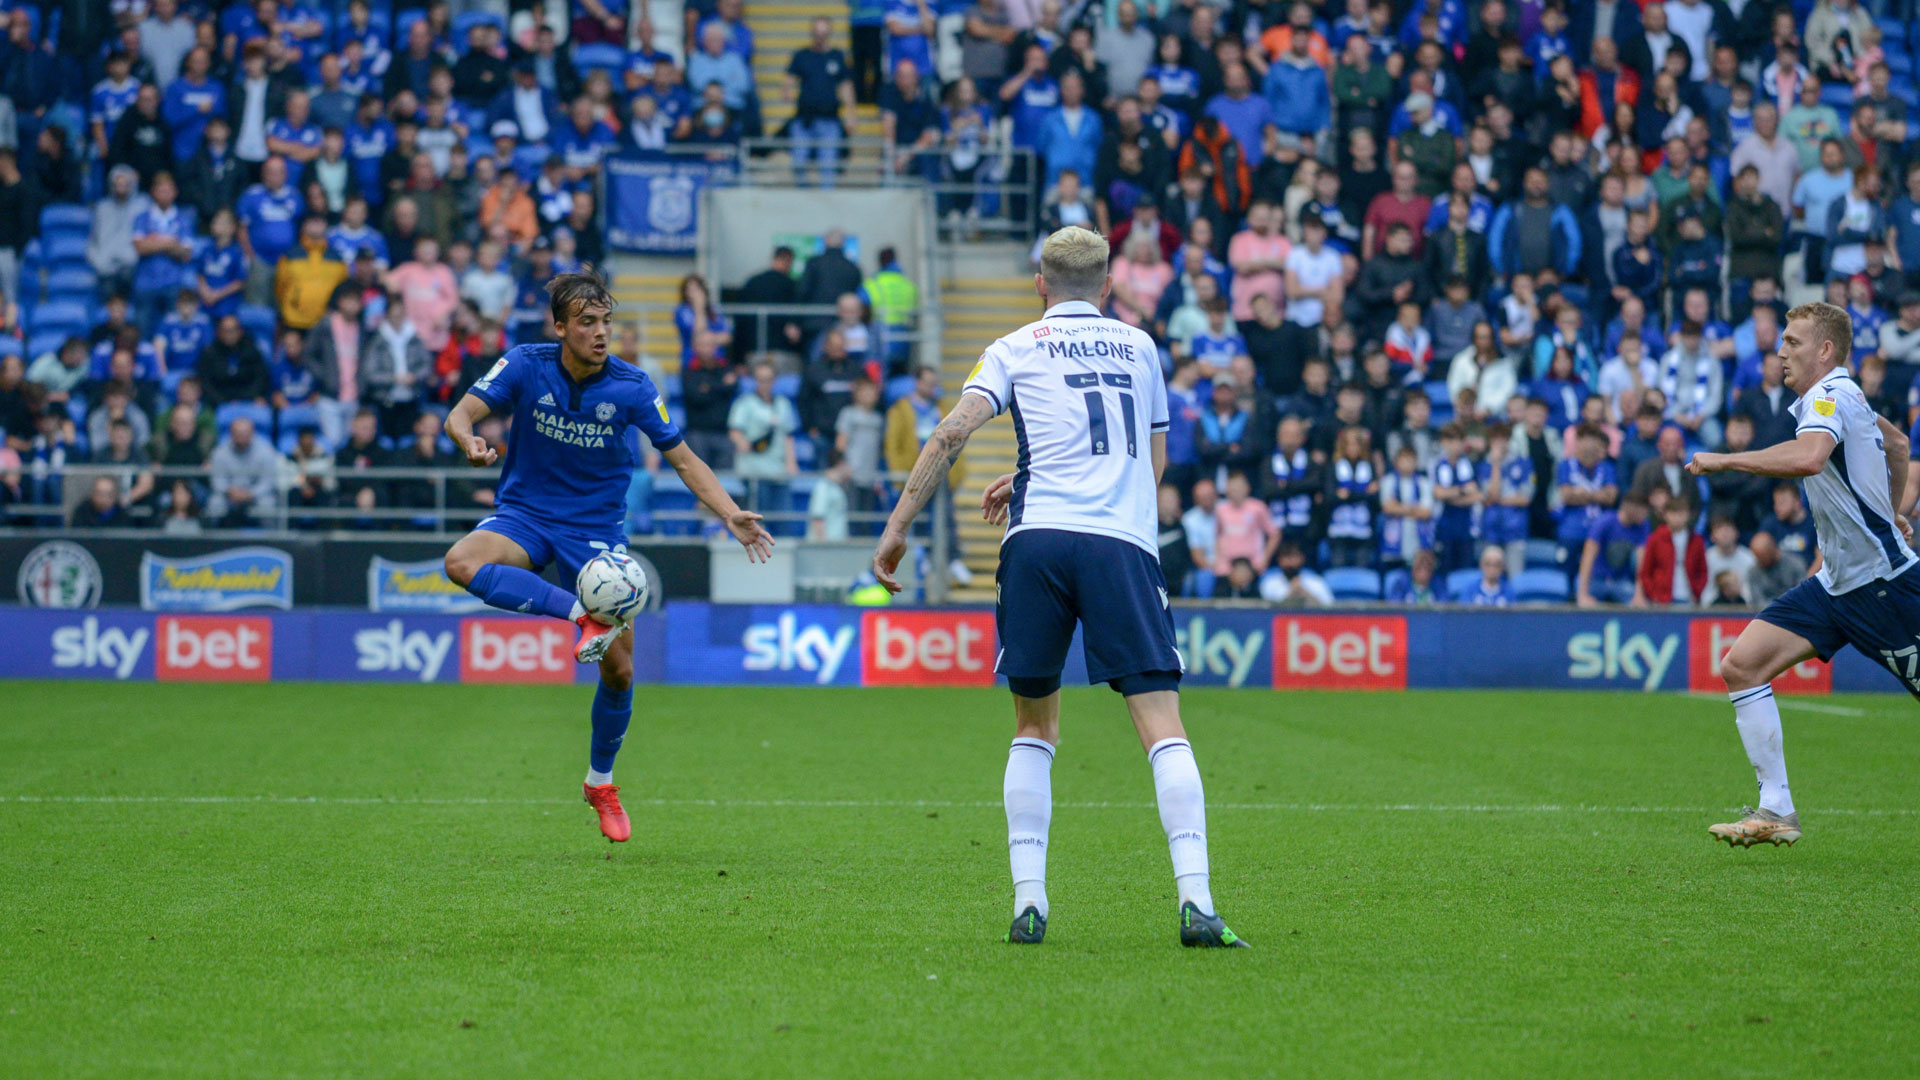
[1,682,1915,1078]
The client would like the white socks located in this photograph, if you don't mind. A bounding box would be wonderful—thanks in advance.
[1731,685,1795,816]
[1149,737,1214,916]
[569,599,586,622]
[1004,737,1054,918]
[586,768,613,787]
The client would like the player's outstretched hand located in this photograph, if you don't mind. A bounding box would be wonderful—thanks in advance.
[1685,452,1719,476]
[461,434,497,467]
[727,509,775,562]
[981,472,1016,525]
[872,529,908,593]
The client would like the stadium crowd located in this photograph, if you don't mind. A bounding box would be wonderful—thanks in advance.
[0,0,1916,608]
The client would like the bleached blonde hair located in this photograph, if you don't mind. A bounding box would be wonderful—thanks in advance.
[1040,226,1110,301]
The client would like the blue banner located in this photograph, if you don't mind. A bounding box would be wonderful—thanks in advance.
[138,546,294,611]
[366,557,487,613]
[605,155,735,254]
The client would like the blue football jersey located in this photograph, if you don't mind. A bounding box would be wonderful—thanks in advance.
[468,344,684,532]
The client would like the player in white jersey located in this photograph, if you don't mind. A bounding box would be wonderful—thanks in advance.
[871,227,1247,947]
[1687,302,1917,847]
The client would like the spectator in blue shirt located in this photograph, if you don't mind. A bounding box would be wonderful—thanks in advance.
[266,90,323,186]
[346,95,395,205]
[1465,544,1513,605]
[551,97,617,192]
[1262,30,1330,140]
[162,47,228,163]
[1037,68,1103,190]
[1575,492,1651,605]
[696,0,755,60]
[1202,63,1275,166]
[196,207,248,320]
[884,0,935,76]
[237,156,302,304]
[1555,424,1620,549]
[131,173,198,334]
[688,21,753,111]
[326,195,388,269]
[157,289,214,375]
[90,51,141,160]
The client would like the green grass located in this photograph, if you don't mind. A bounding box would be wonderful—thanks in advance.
[2,683,1918,1079]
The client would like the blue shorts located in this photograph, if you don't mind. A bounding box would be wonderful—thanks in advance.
[1758,566,1920,697]
[475,507,627,584]
[995,528,1183,691]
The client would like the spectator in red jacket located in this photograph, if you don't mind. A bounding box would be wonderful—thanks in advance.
[1637,495,1709,606]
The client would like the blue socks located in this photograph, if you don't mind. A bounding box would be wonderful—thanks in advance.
[467,563,578,621]
[589,681,634,776]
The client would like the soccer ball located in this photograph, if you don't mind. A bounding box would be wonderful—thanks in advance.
[576,552,649,625]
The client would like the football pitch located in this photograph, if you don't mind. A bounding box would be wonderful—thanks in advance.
[2,682,1917,1079]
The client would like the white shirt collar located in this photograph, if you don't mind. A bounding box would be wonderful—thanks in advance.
[1044,299,1101,318]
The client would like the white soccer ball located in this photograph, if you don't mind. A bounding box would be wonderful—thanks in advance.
[576,551,649,625]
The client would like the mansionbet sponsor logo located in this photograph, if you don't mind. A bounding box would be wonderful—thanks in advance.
[1271,616,1407,689]
[155,616,273,681]
[1688,618,1831,694]
[861,611,995,686]
[459,618,572,683]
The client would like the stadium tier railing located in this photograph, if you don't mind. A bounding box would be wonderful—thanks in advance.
[732,138,1037,240]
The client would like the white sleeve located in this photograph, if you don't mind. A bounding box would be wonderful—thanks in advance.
[1796,384,1845,441]
[961,340,1013,416]
[1146,331,1169,431]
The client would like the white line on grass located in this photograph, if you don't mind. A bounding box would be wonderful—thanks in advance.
[1685,692,1869,717]
[0,795,1914,816]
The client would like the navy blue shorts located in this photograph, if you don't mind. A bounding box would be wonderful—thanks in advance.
[1758,567,1920,697]
[995,528,1183,691]
[475,507,627,583]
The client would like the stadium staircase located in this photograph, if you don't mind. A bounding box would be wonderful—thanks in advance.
[941,271,1035,601]
[609,274,685,370]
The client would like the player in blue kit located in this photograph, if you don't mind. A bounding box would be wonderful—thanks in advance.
[442,270,774,842]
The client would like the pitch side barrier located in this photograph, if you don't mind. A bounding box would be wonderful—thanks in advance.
[0,605,1902,695]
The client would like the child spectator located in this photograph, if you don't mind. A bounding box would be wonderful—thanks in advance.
[1702,516,1759,605]
[1638,495,1708,606]
[1480,423,1534,572]
[1383,299,1432,378]
[1555,423,1620,549]
[1379,443,1434,568]
[833,377,886,514]
[1181,476,1221,596]
[1213,469,1278,577]
[1575,491,1652,606]
[807,451,852,541]
[1430,422,1481,573]
[1324,426,1379,567]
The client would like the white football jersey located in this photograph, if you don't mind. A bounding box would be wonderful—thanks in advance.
[963,300,1169,556]
[1789,370,1918,594]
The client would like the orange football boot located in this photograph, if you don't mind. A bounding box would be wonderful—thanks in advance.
[584,783,631,842]
[574,614,627,663]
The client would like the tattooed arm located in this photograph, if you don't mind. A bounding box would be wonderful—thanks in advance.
[872,392,997,592]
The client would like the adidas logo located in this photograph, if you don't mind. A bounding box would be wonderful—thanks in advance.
[539,393,557,406]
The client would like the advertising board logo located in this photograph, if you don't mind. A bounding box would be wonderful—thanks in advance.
[1272,616,1407,689]
[459,618,572,683]
[741,612,855,684]
[17,541,103,608]
[367,557,488,613]
[155,616,272,681]
[861,611,995,686]
[1566,620,1679,691]
[1176,615,1266,687]
[140,547,293,611]
[1688,618,1830,694]
[355,619,456,682]
[51,616,149,679]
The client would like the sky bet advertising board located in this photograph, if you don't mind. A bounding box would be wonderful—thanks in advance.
[0,605,1902,693]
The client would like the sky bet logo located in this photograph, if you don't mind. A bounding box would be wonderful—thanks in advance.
[354,620,454,682]
[1566,621,1679,691]
[1175,615,1265,688]
[50,616,149,679]
[742,612,854,685]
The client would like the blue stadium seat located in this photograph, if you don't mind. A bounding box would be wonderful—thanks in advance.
[0,336,20,360]
[26,300,89,337]
[1820,83,1854,111]
[573,42,628,76]
[43,234,89,265]
[793,434,818,468]
[43,266,98,299]
[1513,568,1570,604]
[1888,51,1914,78]
[215,401,274,437]
[1444,568,1482,601]
[237,304,279,345]
[1522,538,1563,569]
[452,10,505,50]
[658,373,681,401]
[393,7,425,47]
[1383,567,1412,602]
[38,203,91,237]
[771,373,802,400]
[884,374,917,405]
[1324,566,1382,601]
[26,332,70,361]
[277,402,322,439]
